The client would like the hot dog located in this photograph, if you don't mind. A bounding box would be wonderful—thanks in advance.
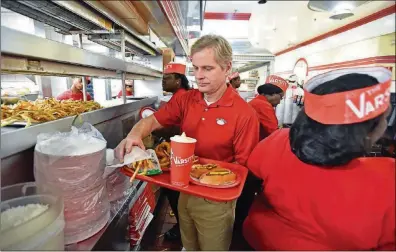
[190,163,218,179]
[198,167,236,185]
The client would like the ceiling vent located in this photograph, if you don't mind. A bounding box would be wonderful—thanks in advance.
[308,1,370,20]
[329,9,354,20]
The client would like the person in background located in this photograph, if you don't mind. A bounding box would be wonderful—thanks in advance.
[159,62,190,107]
[228,72,241,90]
[157,62,191,241]
[86,77,94,100]
[115,34,259,251]
[57,77,92,101]
[234,76,288,233]
[249,75,288,140]
[244,67,395,250]
[117,80,134,98]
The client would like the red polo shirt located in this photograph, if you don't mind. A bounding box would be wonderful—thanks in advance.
[159,88,188,109]
[117,89,133,98]
[57,90,92,101]
[169,88,188,102]
[154,85,259,165]
[230,86,239,94]
[243,129,395,250]
[248,95,278,139]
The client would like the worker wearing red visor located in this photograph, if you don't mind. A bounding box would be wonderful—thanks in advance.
[158,62,191,241]
[117,80,134,98]
[228,72,241,90]
[115,35,259,251]
[244,67,395,250]
[249,75,288,140]
[57,77,92,101]
[160,62,190,106]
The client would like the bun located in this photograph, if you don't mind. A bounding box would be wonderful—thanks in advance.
[199,168,236,185]
[190,164,218,179]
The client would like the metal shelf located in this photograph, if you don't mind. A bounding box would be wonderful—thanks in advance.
[1,27,162,78]
[1,0,160,56]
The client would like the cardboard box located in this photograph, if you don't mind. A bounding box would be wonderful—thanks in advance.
[101,0,149,35]
[161,47,175,68]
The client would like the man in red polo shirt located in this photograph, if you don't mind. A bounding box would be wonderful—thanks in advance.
[57,77,92,101]
[115,35,259,251]
[117,80,134,98]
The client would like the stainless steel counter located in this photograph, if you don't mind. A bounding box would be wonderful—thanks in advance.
[1,97,157,187]
[0,97,157,159]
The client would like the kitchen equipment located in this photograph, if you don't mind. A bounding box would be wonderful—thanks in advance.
[0,182,65,250]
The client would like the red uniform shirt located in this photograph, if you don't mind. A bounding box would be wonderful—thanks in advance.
[248,95,278,139]
[117,89,133,98]
[57,90,92,101]
[230,86,239,94]
[244,129,395,250]
[169,88,188,102]
[159,88,188,109]
[154,86,259,165]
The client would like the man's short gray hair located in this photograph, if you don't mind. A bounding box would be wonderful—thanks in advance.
[190,35,233,69]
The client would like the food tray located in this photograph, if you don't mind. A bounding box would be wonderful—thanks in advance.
[121,158,248,202]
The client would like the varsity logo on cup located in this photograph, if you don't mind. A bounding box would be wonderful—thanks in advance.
[170,149,195,166]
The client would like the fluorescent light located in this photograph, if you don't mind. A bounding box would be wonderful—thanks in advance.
[289,16,298,22]
[332,2,354,13]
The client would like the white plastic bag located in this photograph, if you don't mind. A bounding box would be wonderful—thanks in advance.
[34,122,110,244]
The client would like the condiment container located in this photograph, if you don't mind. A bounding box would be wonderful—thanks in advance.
[0,182,65,250]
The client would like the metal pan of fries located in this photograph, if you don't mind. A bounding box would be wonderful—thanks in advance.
[1,98,102,127]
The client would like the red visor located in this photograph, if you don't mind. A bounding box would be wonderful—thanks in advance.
[228,72,240,80]
[266,75,289,93]
[304,67,392,125]
[164,63,186,75]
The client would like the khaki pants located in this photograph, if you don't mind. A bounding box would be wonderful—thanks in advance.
[178,193,236,251]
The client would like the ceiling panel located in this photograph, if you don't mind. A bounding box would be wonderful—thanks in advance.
[248,0,394,53]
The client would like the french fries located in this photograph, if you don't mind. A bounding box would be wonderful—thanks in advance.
[1,98,102,127]
[126,159,155,176]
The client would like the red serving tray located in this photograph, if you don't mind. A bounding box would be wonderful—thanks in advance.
[121,158,248,202]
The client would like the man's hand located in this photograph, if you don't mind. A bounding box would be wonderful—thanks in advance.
[114,134,145,161]
[114,115,163,161]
